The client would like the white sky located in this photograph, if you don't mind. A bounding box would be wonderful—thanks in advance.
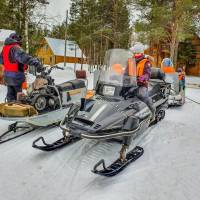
[46,0,71,23]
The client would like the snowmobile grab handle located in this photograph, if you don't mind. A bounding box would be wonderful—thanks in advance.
[92,159,107,173]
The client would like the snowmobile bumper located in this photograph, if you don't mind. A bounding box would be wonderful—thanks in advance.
[80,117,150,140]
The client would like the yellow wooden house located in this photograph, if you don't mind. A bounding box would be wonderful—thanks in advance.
[184,34,200,76]
[36,37,86,65]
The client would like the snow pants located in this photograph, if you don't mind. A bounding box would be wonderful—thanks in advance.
[137,86,155,115]
[6,85,22,102]
[122,86,156,148]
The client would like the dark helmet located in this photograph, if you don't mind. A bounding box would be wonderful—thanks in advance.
[177,67,182,73]
[9,33,22,44]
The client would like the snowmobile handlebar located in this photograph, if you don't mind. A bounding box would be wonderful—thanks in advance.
[38,65,64,77]
[46,65,64,74]
[53,65,64,70]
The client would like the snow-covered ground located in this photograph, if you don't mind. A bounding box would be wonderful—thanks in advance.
[0,71,200,200]
[186,76,200,88]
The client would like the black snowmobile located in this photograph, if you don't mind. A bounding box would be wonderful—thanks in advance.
[33,49,170,176]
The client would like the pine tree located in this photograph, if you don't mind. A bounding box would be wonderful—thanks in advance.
[68,0,131,66]
[133,0,200,66]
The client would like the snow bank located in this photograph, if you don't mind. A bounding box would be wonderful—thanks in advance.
[186,76,200,88]
[54,63,94,89]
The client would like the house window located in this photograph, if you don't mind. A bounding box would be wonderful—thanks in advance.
[50,56,53,64]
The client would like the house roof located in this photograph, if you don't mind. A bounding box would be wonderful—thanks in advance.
[0,29,15,42]
[45,37,85,58]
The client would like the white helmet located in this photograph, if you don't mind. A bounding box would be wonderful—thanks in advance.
[130,42,145,54]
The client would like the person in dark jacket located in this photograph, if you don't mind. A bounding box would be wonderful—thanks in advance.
[0,33,43,102]
[131,43,156,121]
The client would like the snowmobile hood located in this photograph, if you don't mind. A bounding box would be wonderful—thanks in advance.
[68,96,150,137]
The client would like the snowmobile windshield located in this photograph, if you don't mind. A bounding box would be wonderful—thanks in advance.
[99,49,137,87]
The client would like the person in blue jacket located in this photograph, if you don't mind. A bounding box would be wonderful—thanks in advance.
[0,33,43,102]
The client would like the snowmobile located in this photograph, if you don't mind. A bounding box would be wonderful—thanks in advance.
[32,49,171,176]
[0,65,87,144]
[165,72,185,106]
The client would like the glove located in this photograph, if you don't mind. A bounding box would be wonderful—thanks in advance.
[36,64,44,73]
[29,58,44,73]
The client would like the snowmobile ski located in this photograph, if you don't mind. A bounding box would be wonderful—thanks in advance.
[32,135,80,151]
[0,122,36,144]
[92,146,144,177]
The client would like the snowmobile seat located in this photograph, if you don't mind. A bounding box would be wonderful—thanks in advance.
[148,83,161,97]
[69,79,86,89]
[57,80,85,91]
[57,82,74,91]
[151,67,165,80]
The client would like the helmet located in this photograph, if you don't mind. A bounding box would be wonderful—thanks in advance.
[130,42,145,54]
[9,33,22,44]
[162,58,173,67]
[177,68,182,73]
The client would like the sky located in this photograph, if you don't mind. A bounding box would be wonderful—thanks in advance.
[46,0,71,23]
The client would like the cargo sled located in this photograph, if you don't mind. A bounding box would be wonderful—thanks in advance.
[0,65,87,143]
[165,73,185,106]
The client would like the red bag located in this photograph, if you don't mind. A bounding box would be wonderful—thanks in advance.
[76,70,87,79]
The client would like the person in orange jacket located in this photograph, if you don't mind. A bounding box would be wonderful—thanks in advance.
[130,43,156,121]
[161,58,175,73]
[177,67,186,91]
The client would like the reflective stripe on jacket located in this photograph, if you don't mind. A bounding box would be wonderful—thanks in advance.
[2,44,26,73]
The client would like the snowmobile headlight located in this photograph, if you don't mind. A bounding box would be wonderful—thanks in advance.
[103,86,115,96]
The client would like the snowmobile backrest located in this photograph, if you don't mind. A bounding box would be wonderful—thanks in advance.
[69,79,86,89]
[151,67,165,80]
